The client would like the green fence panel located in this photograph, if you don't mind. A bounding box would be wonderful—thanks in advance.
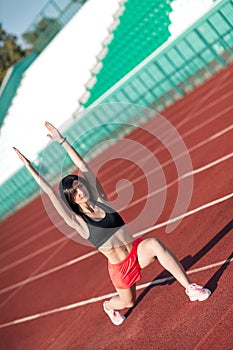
[0,0,232,221]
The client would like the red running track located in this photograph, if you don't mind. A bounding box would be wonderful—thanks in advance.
[0,63,232,350]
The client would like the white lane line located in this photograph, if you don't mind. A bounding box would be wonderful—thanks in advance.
[0,236,67,274]
[134,192,233,237]
[0,239,70,310]
[182,152,233,178]
[1,142,232,276]
[0,257,232,329]
[0,191,232,294]
[209,125,233,140]
[0,225,57,260]
[137,258,233,290]
[128,152,233,209]
[2,102,231,256]
[1,118,232,266]
[172,89,233,132]
[106,123,233,201]
[103,105,233,185]
[0,251,98,295]
[2,193,233,295]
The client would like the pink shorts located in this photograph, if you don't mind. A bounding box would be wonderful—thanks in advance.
[108,238,142,289]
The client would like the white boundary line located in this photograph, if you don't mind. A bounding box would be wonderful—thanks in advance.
[134,192,233,237]
[0,257,232,329]
[128,152,233,209]
[102,107,233,188]
[0,251,97,295]
[0,191,232,295]
[1,116,232,259]
[0,141,232,275]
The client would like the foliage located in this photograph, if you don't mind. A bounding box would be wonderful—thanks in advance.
[0,23,27,87]
[22,17,61,47]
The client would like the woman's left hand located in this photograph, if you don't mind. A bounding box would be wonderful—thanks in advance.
[45,121,64,143]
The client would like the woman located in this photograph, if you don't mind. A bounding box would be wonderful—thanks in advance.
[13,121,211,326]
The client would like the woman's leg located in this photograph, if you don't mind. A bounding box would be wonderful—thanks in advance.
[103,238,210,324]
[103,286,136,325]
[137,238,191,289]
[106,285,137,311]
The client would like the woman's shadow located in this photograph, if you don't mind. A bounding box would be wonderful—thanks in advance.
[125,219,233,319]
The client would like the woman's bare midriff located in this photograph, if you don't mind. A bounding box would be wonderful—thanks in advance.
[98,226,135,264]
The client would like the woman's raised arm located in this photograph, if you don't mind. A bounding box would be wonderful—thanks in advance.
[45,121,107,200]
[12,147,82,231]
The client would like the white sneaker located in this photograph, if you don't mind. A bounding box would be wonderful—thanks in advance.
[186,283,211,301]
[103,301,125,325]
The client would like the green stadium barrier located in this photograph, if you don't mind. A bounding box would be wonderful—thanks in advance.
[0,0,232,221]
[0,53,38,128]
[83,0,173,107]
[100,0,232,109]
[0,0,87,129]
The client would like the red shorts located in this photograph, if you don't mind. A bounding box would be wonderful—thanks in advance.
[108,238,142,289]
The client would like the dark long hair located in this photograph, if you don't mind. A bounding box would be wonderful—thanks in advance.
[59,175,94,214]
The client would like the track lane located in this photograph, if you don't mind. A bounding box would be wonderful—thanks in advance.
[0,63,232,349]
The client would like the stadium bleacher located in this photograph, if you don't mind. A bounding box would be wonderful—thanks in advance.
[81,0,173,107]
[0,0,88,129]
[0,0,232,221]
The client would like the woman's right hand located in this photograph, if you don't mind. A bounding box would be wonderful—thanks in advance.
[13,147,30,166]
[45,121,64,143]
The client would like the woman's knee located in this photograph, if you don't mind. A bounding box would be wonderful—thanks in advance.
[148,237,166,254]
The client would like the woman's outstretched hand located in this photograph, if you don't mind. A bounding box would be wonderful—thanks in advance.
[45,121,64,143]
[13,147,30,166]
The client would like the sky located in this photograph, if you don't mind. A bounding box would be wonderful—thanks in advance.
[0,0,215,44]
[0,0,49,47]
[0,0,121,183]
[0,0,216,184]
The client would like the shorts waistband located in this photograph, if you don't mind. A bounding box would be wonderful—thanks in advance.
[108,237,142,267]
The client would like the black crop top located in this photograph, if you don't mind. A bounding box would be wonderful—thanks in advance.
[79,201,125,248]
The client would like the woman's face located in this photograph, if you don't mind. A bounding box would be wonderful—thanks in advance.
[72,180,90,204]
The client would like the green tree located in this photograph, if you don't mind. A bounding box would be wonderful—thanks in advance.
[0,24,26,87]
[22,17,62,52]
